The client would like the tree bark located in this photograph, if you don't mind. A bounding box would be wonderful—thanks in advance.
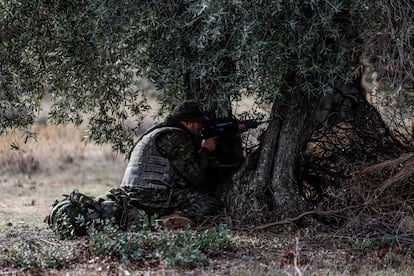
[225,88,319,223]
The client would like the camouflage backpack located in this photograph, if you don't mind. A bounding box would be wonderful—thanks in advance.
[46,188,147,239]
[46,189,124,239]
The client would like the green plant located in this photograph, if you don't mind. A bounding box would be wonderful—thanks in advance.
[155,224,234,268]
[155,228,209,269]
[86,220,235,269]
[197,224,234,255]
[352,238,394,253]
[0,240,68,269]
[88,223,148,262]
[406,244,414,257]
[383,251,401,268]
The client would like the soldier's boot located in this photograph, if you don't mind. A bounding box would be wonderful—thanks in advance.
[157,211,193,229]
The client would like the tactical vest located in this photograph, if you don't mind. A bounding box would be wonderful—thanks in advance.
[120,127,185,190]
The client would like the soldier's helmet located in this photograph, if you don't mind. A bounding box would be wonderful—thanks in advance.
[47,190,125,239]
[170,100,209,122]
[47,199,90,238]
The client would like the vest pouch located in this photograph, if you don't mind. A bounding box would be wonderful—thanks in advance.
[140,171,175,188]
[140,156,175,188]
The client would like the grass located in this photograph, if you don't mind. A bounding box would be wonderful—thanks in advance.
[1,222,235,272]
[0,123,126,226]
[0,123,119,174]
[1,123,414,275]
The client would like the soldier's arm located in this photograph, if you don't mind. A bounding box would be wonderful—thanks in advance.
[156,130,210,189]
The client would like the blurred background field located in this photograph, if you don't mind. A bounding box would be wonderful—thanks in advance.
[0,122,127,227]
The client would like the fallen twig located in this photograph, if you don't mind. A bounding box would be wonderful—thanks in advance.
[254,206,354,231]
[38,238,60,246]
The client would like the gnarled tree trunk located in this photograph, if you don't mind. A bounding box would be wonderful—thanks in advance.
[224,87,320,223]
[224,77,407,225]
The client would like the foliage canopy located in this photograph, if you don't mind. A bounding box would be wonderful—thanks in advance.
[1,0,412,153]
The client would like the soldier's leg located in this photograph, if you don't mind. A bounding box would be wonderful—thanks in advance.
[170,189,223,222]
[111,187,223,222]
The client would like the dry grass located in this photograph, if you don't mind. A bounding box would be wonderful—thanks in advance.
[0,123,127,226]
[317,152,414,245]
[0,123,119,175]
[1,122,414,275]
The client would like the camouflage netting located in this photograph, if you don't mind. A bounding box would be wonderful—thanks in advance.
[303,99,414,245]
[317,152,414,245]
[303,122,403,199]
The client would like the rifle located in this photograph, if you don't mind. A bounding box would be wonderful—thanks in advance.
[200,118,269,139]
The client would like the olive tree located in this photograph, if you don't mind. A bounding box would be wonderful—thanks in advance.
[1,0,413,222]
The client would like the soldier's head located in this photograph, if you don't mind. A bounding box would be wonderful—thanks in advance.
[170,100,209,135]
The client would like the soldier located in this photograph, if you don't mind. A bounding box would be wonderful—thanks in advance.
[47,100,226,237]
[118,100,223,223]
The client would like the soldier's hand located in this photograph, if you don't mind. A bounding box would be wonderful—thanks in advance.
[201,137,216,152]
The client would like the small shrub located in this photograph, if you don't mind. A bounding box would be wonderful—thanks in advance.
[88,223,147,262]
[86,220,235,269]
[407,245,414,256]
[383,251,401,268]
[0,240,68,269]
[156,228,209,269]
[161,242,208,269]
[352,238,394,253]
[197,224,234,255]
[155,224,234,268]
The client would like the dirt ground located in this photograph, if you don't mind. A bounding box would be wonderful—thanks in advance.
[1,124,414,275]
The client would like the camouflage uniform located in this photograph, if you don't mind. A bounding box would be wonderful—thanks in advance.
[119,119,222,222]
[47,101,223,237]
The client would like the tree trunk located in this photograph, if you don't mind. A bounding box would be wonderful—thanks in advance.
[223,76,407,225]
[224,88,320,223]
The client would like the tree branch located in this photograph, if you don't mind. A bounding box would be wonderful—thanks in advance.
[254,206,355,231]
